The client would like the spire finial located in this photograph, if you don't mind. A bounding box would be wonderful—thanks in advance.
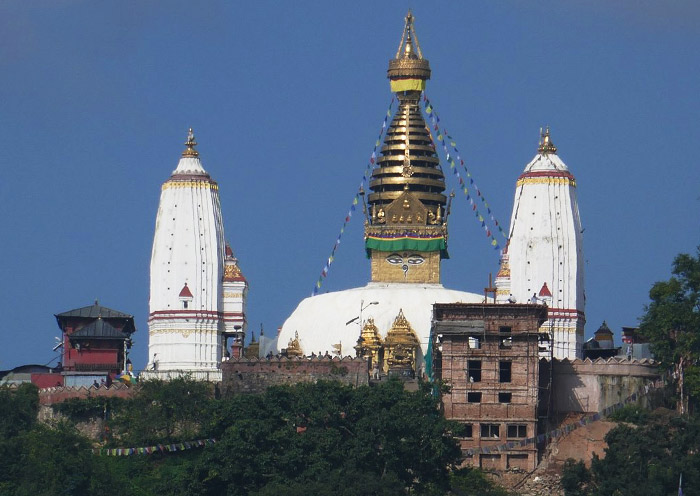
[395,9,423,60]
[182,127,199,158]
[538,126,557,155]
[388,11,431,93]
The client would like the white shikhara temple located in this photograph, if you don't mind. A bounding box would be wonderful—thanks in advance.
[496,129,585,359]
[146,130,247,379]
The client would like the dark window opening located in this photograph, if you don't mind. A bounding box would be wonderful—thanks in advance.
[499,361,512,383]
[507,424,527,438]
[481,424,500,438]
[498,392,512,403]
[467,360,481,382]
[183,301,188,309]
[467,392,482,403]
[500,326,512,348]
[463,424,473,438]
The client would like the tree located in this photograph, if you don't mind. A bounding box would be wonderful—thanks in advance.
[195,379,466,495]
[110,376,212,445]
[639,247,700,413]
[562,410,700,496]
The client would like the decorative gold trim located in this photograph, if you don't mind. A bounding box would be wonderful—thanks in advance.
[149,328,217,338]
[223,292,243,299]
[516,177,576,187]
[162,181,218,191]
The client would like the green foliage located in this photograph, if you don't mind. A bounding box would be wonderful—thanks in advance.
[0,379,510,495]
[449,467,511,496]
[109,376,211,445]
[0,421,100,496]
[561,459,590,496]
[0,383,39,437]
[52,396,125,421]
[196,379,465,495]
[607,404,650,424]
[567,410,700,496]
[639,247,700,410]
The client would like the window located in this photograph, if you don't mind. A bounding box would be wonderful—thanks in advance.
[467,392,482,403]
[480,424,500,438]
[498,392,512,403]
[500,326,512,348]
[507,424,527,438]
[467,360,481,382]
[499,361,512,383]
[463,424,473,438]
[183,301,188,309]
[468,335,481,349]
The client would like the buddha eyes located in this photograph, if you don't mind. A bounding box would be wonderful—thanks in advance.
[386,254,403,265]
[386,254,424,265]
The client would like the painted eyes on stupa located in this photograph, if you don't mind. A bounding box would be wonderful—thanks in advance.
[386,254,404,265]
[406,255,424,265]
[386,253,425,266]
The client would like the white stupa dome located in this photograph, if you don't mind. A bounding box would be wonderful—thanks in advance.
[278,282,483,364]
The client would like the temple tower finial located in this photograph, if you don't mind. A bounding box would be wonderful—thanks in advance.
[388,11,431,93]
[182,127,199,158]
[537,126,557,155]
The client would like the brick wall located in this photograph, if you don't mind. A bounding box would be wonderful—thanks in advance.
[38,383,134,405]
[221,357,369,395]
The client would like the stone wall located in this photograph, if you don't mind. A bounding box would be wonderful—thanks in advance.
[37,383,134,405]
[551,357,660,414]
[221,357,369,395]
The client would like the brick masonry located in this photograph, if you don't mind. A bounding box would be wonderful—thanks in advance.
[221,357,370,395]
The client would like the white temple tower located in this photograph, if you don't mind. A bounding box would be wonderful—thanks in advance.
[497,128,585,359]
[146,129,246,379]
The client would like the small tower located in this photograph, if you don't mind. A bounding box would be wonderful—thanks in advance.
[354,317,384,369]
[147,129,232,377]
[500,128,585,359]
[494,245,512,303]
[222,243,248,358]
[383,309,420,376]
[365,11,448,284]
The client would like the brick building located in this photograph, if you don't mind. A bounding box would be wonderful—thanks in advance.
[432,303,548,471]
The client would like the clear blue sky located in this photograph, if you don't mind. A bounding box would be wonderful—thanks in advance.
[1,1,698,371]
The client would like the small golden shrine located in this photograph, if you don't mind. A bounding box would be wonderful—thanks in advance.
[285,331,304,358]
[243,332,259,359]
[354,317,384,368]
[383,309,420,374]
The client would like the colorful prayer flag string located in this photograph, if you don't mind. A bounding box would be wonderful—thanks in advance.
[423,95,507,251]
[92,438,217,456]
[311,97,395,296]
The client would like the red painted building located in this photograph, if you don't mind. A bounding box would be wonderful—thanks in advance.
[52,302,136,387]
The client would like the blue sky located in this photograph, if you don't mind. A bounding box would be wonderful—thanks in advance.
[1,1,698,371]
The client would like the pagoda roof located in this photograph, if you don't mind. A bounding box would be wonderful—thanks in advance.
[69,318,132,340]
[55,301,136,334]
[55,301,133,320]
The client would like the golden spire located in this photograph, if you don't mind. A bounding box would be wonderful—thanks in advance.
[387,11,431,90]
[538,126,558,155]
[182,127,199,158]
[368,12,444,213]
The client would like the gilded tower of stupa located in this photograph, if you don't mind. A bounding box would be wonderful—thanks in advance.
[277,12,482,364]
[365,11,449,285]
